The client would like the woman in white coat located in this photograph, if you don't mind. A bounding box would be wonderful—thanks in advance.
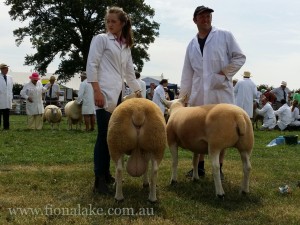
[290,100,300,127]
[76,72,95,131]
[20,72,49,130]
[86,7,141,195]
[152,79,168,115]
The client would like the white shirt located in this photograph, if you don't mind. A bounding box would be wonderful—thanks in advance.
[255,102,276,129]
[152,84,166,115]
[0,73,13,109]
[76,79,95,114]
[136,78,147,98]
[44,83,60,98]
[180,26,246,106]
[20,80,48,115]
[290,107,300,126]
[86,32,140,113]
[274,103,292,130]
[234,78,257,118]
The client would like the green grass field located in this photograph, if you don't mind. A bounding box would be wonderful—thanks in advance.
[0,115,300,225]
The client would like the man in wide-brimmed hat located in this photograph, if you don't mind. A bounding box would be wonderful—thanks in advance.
[20,72,50,130]
[271,81,291,110]
[234,71,257,119]
[0,63,13,130]
[44,75,60,106]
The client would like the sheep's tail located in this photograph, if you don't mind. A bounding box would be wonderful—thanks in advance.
[236,114,246,136]
[126,109,147,177]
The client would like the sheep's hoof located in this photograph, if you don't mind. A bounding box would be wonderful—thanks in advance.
[240,190,248,195]
[217,194,225,200]
[143,183,150,189]
[114,198,124,203]
[147,199,158,204]
[192,178,200,183]
[170,180,178,186]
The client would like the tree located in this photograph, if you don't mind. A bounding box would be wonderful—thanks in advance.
[5,0,159,82]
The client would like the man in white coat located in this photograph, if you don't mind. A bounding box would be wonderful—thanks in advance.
[135,71,147,98]
[20,72,49,130]
[234,71,257,118]
[152,79,168,115]
[0,63,13,130]
[274,99,292,131]
[255,96,276,130]
[76,71,95,131]
[180,6,246,179]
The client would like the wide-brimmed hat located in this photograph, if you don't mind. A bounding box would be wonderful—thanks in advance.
[242,71,251,78]
[29,72,40,80]
[194,6,214,18]
[281,81,287,86]
[0,63,9,69]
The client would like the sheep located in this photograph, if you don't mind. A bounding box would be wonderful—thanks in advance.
[64,100,83,130]
[107,98,167,202]
[163,97,254,198]
[43,105,62,129]
[252,101,264,129]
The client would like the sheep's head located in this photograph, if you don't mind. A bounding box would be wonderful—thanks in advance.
[160,94,189,116]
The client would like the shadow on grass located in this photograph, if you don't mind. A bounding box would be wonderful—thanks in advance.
[163,176,263,211]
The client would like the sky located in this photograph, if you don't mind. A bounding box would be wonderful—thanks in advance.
[1,0,300,90]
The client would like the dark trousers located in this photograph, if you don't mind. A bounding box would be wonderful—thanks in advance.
[0,108,10,130]
[94,109,112,177]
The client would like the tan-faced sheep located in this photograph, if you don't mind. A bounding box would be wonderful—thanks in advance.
[164,97,254,198]
[107,98,167,202]
[43,105,62,129]
[64,100,82,130]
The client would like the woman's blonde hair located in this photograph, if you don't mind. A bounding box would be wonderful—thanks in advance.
[105,6,134,48]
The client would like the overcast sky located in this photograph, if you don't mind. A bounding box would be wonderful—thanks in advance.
[1,0,300,90]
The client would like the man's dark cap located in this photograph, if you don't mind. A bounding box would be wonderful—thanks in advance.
[194,6,214,18]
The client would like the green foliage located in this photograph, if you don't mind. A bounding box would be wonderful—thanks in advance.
[4,0,159,82]
[1,115,300,224]
[12,83,23,96]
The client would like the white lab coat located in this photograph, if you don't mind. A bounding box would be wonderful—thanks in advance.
[86,32,141,113]
[136,78,147,98]
[0,74,13,109]
[76,79,95,114]
[180,26,246,106]
[290,107,300,126]
[274,104,292,130]
[234,78,257,118]
[152,84,166,115]
[255,102,276,129]
[20,81,47,115]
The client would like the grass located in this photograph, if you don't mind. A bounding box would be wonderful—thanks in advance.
[1,115,300,225]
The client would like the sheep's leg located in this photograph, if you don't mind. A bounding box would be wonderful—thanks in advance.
[192,153,200,181]
[142,159,150,188]
[240,151,252,194]
[169,144,178,184]
[209,150,224,198]
[115,157,124,201]
[148,159,158,203]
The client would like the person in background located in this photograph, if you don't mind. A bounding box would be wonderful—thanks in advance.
[289,99,300,128]
[86,6,141,195]
[20,72,49,130]
[262,87,277,108]
[292,89,300,109]
[76,71,95,131]
[44,75,60,106]
[152,79,168,115]
[271,81,291,109]
[180,6,246,179]
[0,63,13,130]
[135,71,146,98]
[255,96,276,131]
[274,99,292,131]
[146,82,156,100]
[234,71,257,119]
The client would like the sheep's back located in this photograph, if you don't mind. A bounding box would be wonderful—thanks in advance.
[64,101,82,120]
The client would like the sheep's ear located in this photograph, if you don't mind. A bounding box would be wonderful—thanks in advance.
[160,98,172,108]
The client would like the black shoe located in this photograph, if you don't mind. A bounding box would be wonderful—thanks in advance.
[93,176,112,195]
[186,168,205,178]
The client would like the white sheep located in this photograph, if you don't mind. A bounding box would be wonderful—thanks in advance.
[43,105,62,129]
[164,97,254,198]
[107,98,167,202]
[64,100,82,130]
